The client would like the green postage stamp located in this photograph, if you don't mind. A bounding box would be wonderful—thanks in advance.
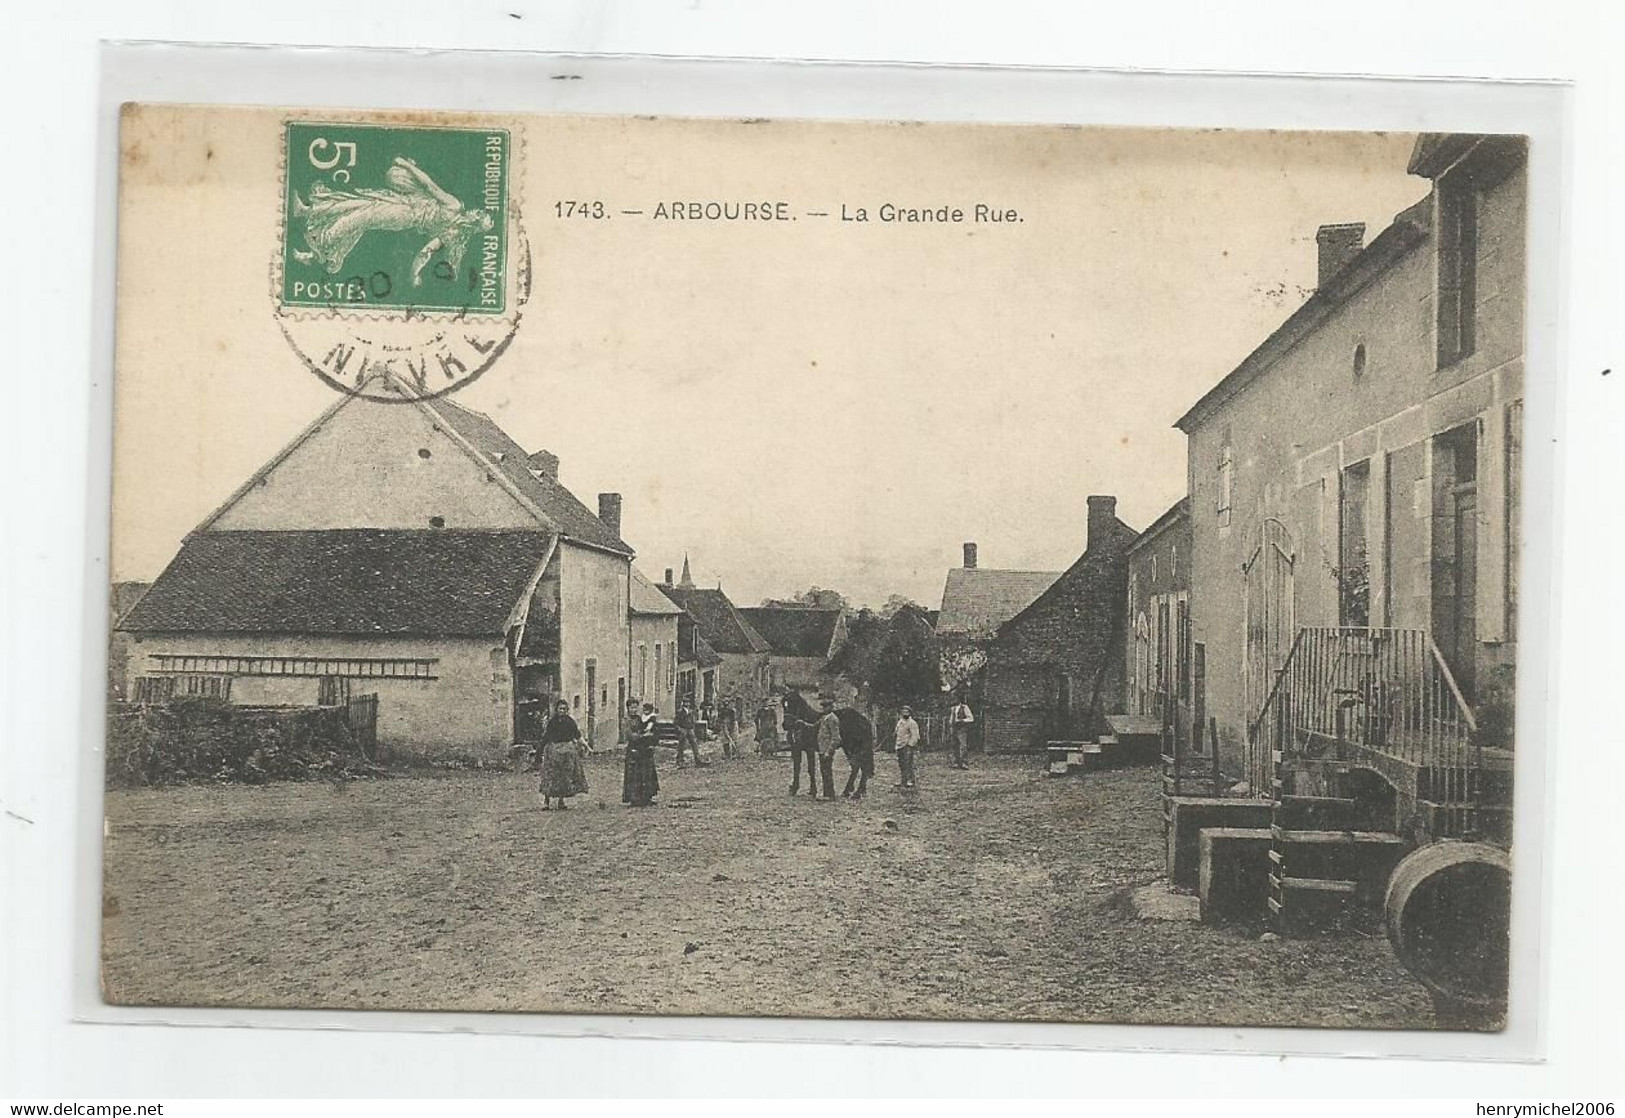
[280,121,511,315]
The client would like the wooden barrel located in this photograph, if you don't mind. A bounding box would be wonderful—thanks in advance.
[1384,842,1511,1010]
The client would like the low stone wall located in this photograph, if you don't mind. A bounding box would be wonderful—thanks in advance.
[106,697,381,787]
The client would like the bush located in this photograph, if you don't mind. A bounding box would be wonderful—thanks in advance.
[106,697,385,788]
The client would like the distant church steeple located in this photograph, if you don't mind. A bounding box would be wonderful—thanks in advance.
[679,554,694,588]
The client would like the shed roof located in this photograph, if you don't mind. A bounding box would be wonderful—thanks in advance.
[936,567,1061,636]
[738,606,843,658]
[119,529,552,637]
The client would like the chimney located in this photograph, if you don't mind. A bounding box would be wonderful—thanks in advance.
[597,493,622,539]
[962,542,978,570]
[1315,223,1365,289]
[1087,495,1118,550]
[528,449,559,479]
[663,567,674,586]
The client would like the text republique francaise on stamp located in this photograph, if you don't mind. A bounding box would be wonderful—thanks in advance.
[274,120,525,401]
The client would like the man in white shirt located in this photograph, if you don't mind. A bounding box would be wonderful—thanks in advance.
[948,695,975,770]
[893,705,921,789]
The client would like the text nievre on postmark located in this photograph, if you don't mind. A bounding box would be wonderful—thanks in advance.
[274,120,527,401]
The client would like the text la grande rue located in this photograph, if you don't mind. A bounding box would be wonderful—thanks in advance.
[844,202,1021,224]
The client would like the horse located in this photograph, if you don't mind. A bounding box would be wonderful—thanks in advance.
[779,691,875,800]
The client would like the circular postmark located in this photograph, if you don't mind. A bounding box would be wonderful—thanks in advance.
[272,119,529,402]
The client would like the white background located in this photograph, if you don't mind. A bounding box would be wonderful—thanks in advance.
[2,0,1621,1099]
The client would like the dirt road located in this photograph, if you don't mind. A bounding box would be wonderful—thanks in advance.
[101,750,1436,1027]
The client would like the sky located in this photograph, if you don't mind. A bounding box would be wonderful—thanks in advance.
[112,108,1429,610]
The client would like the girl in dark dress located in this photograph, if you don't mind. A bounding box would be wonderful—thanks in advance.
[538,700,588,809]
[622,700,660,808]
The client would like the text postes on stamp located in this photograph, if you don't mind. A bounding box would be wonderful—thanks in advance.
[282,122,509,314]
[275,120,527,402]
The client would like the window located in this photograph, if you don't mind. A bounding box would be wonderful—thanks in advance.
[651,643,660,699]
[1155,599,1170,695]
[667,643,676,691]
[638,644,648,699]
[1217,443,1234,526]
[1339,460,1372,626]
[1353,342,1367,379]
[1437,175,1479,369]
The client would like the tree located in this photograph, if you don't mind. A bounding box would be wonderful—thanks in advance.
[796,586,848,611]
[878,593,923,618]
[761,586,848,612]
[829,607,941,710]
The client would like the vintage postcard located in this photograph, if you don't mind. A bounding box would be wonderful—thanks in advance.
[103,104,1527,1031]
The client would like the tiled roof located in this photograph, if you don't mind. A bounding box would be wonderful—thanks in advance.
[119,529,552,636]
[425,399,633,556]
[997,517,1140,639]
[630,567,684,616]
[109,580,152,623]
[657,584,770,654]
[738,606,842,658]
[936,568,1061,636]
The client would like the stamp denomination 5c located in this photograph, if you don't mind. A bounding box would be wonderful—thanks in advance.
[274,119,527,401]
[281,122,510,315]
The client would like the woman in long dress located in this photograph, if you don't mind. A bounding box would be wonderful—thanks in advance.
[538,700,589,809]
[622,700,660,808]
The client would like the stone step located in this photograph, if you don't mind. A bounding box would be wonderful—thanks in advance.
[1271,874,1357,894]
[1274,794,1361,830]
[1267,873,1360,936]
[1271,826,1406,846]
[1198,826,1274,925]
[1416,799,1515,843]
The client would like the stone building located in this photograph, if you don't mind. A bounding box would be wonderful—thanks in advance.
[629,567,683,719]
[118,376,636,758]
[1174,133,1526,795]
[979,496,1138,753]
[1122,499,1193,746]
[658,561,771,713]
[934,543,1060,704]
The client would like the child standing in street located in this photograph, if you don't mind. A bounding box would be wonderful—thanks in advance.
[893,705,921,790]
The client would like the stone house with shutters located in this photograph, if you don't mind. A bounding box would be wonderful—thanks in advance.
[1174,133,1527,787]
[118,375,638,758]
[1123,499,1193,745]
[979,496,1138,753]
